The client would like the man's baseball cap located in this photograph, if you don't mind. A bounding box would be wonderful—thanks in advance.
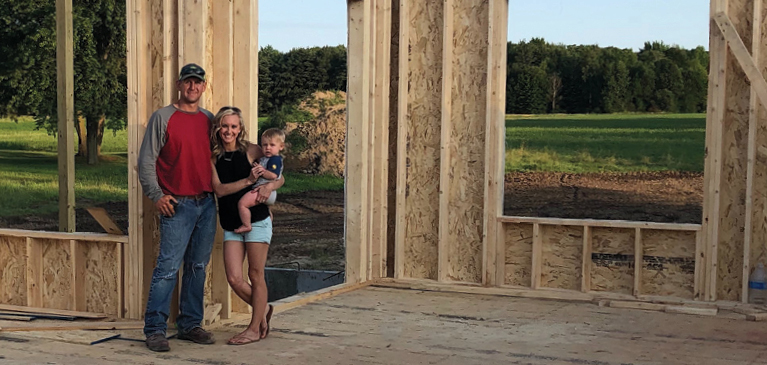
[179,63,206,81]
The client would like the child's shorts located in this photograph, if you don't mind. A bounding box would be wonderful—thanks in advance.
[223,217,272,244]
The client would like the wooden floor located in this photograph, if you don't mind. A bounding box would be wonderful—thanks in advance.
[2,286,767,364]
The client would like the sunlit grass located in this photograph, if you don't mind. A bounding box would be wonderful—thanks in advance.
[505,113,705,173]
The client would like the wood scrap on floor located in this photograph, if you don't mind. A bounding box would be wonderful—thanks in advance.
[665,305,718,316]
[0,320,143,332]
[10,330,121,345]
[605,300,718,316]
[0,304,107,319]
[204,303,222,326]
[609,300,667,312]
[0,311,75,321]
[0,314,35,321]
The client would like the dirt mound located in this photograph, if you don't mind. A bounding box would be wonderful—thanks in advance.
[283,91,346,176]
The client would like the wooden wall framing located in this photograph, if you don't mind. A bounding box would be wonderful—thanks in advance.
[0,230,125,317]
[11,0,761,320]
[355,0,766,307]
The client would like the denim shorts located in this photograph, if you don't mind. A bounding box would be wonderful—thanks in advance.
[223,217,272,244]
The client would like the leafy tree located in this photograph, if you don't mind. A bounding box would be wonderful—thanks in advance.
[0,0,126,164]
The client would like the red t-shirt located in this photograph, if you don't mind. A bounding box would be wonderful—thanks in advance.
[156,109,213,197]
[137,105,213,202]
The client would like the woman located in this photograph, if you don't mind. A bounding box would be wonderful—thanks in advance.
[210,106,283,345]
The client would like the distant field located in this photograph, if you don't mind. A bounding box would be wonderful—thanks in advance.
[0,114,706,217]
[505,114,706,173]
[0,117,340,217]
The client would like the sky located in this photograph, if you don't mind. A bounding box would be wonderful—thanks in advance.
[258,0,709,52]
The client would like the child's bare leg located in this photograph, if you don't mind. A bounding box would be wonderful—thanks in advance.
[234,192,259,233]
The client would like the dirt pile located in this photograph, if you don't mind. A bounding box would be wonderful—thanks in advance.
[283,91,346,177]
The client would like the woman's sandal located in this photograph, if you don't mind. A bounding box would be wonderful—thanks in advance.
[263,304,274,339]
[227,331,260,345]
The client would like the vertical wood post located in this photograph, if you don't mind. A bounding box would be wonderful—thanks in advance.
[56,0,75,232]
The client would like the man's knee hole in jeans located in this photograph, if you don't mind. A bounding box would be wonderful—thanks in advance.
[184,262,207,278]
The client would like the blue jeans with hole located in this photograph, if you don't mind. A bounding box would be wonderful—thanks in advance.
[143,195,216,337]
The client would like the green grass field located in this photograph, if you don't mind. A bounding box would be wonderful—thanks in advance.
[505,113,706,173]
[0,113,705,217]
[0,117,341,217]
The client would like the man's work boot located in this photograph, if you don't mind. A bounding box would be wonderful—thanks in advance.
[177,327,216,344]
[146,333,170,352]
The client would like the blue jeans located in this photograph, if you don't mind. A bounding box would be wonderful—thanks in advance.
[143,195,216,337]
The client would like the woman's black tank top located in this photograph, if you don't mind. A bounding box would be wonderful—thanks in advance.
[214,150,270,231]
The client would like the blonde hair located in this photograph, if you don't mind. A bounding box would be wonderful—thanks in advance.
[261,128,286,144]
[211,106,249,158]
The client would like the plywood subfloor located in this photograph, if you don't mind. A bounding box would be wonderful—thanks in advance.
[1,287,766,364]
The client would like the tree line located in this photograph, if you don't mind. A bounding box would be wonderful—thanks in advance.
[0,1,709,164]
[506,38,709,114]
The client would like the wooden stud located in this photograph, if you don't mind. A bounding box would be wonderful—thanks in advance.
[581,226,593,293]
[483,0,509,288]
[694,230,705,300]
[70,240,86,311]
[162,0,178,106]
[531,224,542,289]
[345,0,372,284]
[741,0,763,303]
[125,0,139,320]
[232,0,258,134]
[26,238,43,308]
[703,0,728,302]
[437,0,454,283]
[495,223,506,286]
[211,0,232,112]
[371,0,392,280]
[116,241,124,318]
[393,0,409,280]
[56,0,75,233]
[634,228,642,297]
[366,0,377,282]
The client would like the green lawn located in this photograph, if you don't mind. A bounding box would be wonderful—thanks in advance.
[0,113,706,217]
[505,113,706,173]
[0,117,340,217]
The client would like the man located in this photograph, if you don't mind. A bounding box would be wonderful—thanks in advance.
[138,63,217,352]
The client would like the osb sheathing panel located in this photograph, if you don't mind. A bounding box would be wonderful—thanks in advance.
[642,230,696,299]
[0,236,27,306]
[750,3,767,281]
[402,0,443,279]
[41,239,72,310]
[541,225,582,291]
[387,0,400,278]
[84,243,119,316]
[444,0,488,283]
[717,0,751,301]
[590,228,634,295]
[504,223,532,287]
